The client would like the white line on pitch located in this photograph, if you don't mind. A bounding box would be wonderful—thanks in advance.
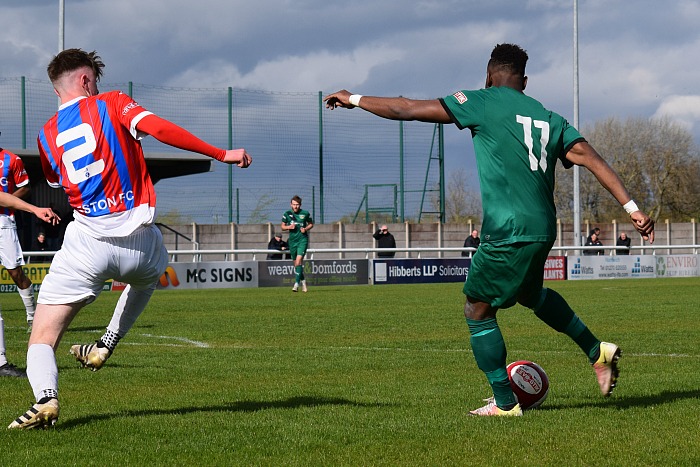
[82,329,210,348]
[138,333,210,348]
[325,346,692,358]
[122,343,189,347]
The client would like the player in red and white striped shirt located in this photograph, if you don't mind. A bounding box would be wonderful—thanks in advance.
[9,48,252,429]
[0,148,38,334]
[0,154,60,378]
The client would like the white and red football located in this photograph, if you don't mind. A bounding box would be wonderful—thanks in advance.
[507,360,550,409]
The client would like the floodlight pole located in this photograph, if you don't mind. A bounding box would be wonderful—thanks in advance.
[59,0,65,52]
[573,0,582,250]
[57,0,65,108]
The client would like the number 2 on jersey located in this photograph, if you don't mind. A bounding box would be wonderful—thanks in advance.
[516,115,549,172]
[55,122,105,184]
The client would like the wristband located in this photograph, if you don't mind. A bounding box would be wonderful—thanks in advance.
[349,94,362,107]
[623,200,639,214]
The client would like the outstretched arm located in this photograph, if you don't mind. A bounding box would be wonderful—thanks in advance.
[566,141,655,242]
[0,192,60,225]
[136,114,252,168]
[324,89,452,124]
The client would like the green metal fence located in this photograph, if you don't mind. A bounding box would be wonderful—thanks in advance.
[0,77,444,224]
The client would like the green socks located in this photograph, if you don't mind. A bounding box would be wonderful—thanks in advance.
[533,288,600,363]
[465,288,603,409]
[467,317,517,408]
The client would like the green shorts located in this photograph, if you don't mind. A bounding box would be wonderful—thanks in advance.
[463,241,554,309]
[289,237,309,258]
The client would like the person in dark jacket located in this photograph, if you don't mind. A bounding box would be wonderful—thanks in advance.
[373,225,396,258]
[462,229,480,257]
[30,232,52,264]
[616,232,631,255]
[584,232,604,255]
[267,233,289,260]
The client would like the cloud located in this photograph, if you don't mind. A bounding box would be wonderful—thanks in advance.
[3,2,700,157]
[653,95,700,132]
[166,45,405,92]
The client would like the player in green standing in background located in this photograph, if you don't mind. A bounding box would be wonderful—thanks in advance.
[281,195,313,292]
[324,43,655,416]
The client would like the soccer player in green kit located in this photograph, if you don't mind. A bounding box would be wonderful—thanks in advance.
[325,43,655,416]
[281,195,314,292]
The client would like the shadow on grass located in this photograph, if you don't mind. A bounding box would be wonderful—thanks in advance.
[541,388,700,411]
[59,396,391,429]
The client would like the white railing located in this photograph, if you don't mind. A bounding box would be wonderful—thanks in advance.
[22,244,699,264]
[154,244,700,262]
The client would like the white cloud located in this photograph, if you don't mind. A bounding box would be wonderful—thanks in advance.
[166,45,405,92]
[653,95,700,132]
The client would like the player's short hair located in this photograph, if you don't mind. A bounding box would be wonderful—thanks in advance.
[48,48,105,83]
[488,43,528,77]
[291,195,302,204]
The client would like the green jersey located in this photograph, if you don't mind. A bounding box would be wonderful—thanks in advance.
[282,209,313,245]
[440,87,584,245]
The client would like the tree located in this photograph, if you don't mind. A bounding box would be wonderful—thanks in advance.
[337,211,397,224]
[247,194,276,224]
[156,209,193,225]
[554,116,700,222]
[440,168,482,224]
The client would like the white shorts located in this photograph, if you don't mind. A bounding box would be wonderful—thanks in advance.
[0,226,25,270]
[38,222,168,305]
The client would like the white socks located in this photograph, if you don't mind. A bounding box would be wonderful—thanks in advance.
[0,314,6,367]
[107,284,155,338]
[27,343,59,402]
[18,286,36,322]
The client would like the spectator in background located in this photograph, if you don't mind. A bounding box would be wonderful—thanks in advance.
[584,232,604,255]
[43,203,63,250]
[30,232,52,264]
[373,224,396,258]
[267,233,289,260]
[586,227,601,244]
[616,232,631,255]
[462,229,480,257]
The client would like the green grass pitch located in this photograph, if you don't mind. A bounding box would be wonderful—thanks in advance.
[1,278,698,465]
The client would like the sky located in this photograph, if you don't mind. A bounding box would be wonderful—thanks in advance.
[2,0,700,222]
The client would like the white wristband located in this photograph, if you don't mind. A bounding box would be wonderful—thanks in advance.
[623,200,639,214]
[349,94,362,107]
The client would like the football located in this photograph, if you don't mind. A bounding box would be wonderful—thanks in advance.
[507,360,550,409]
